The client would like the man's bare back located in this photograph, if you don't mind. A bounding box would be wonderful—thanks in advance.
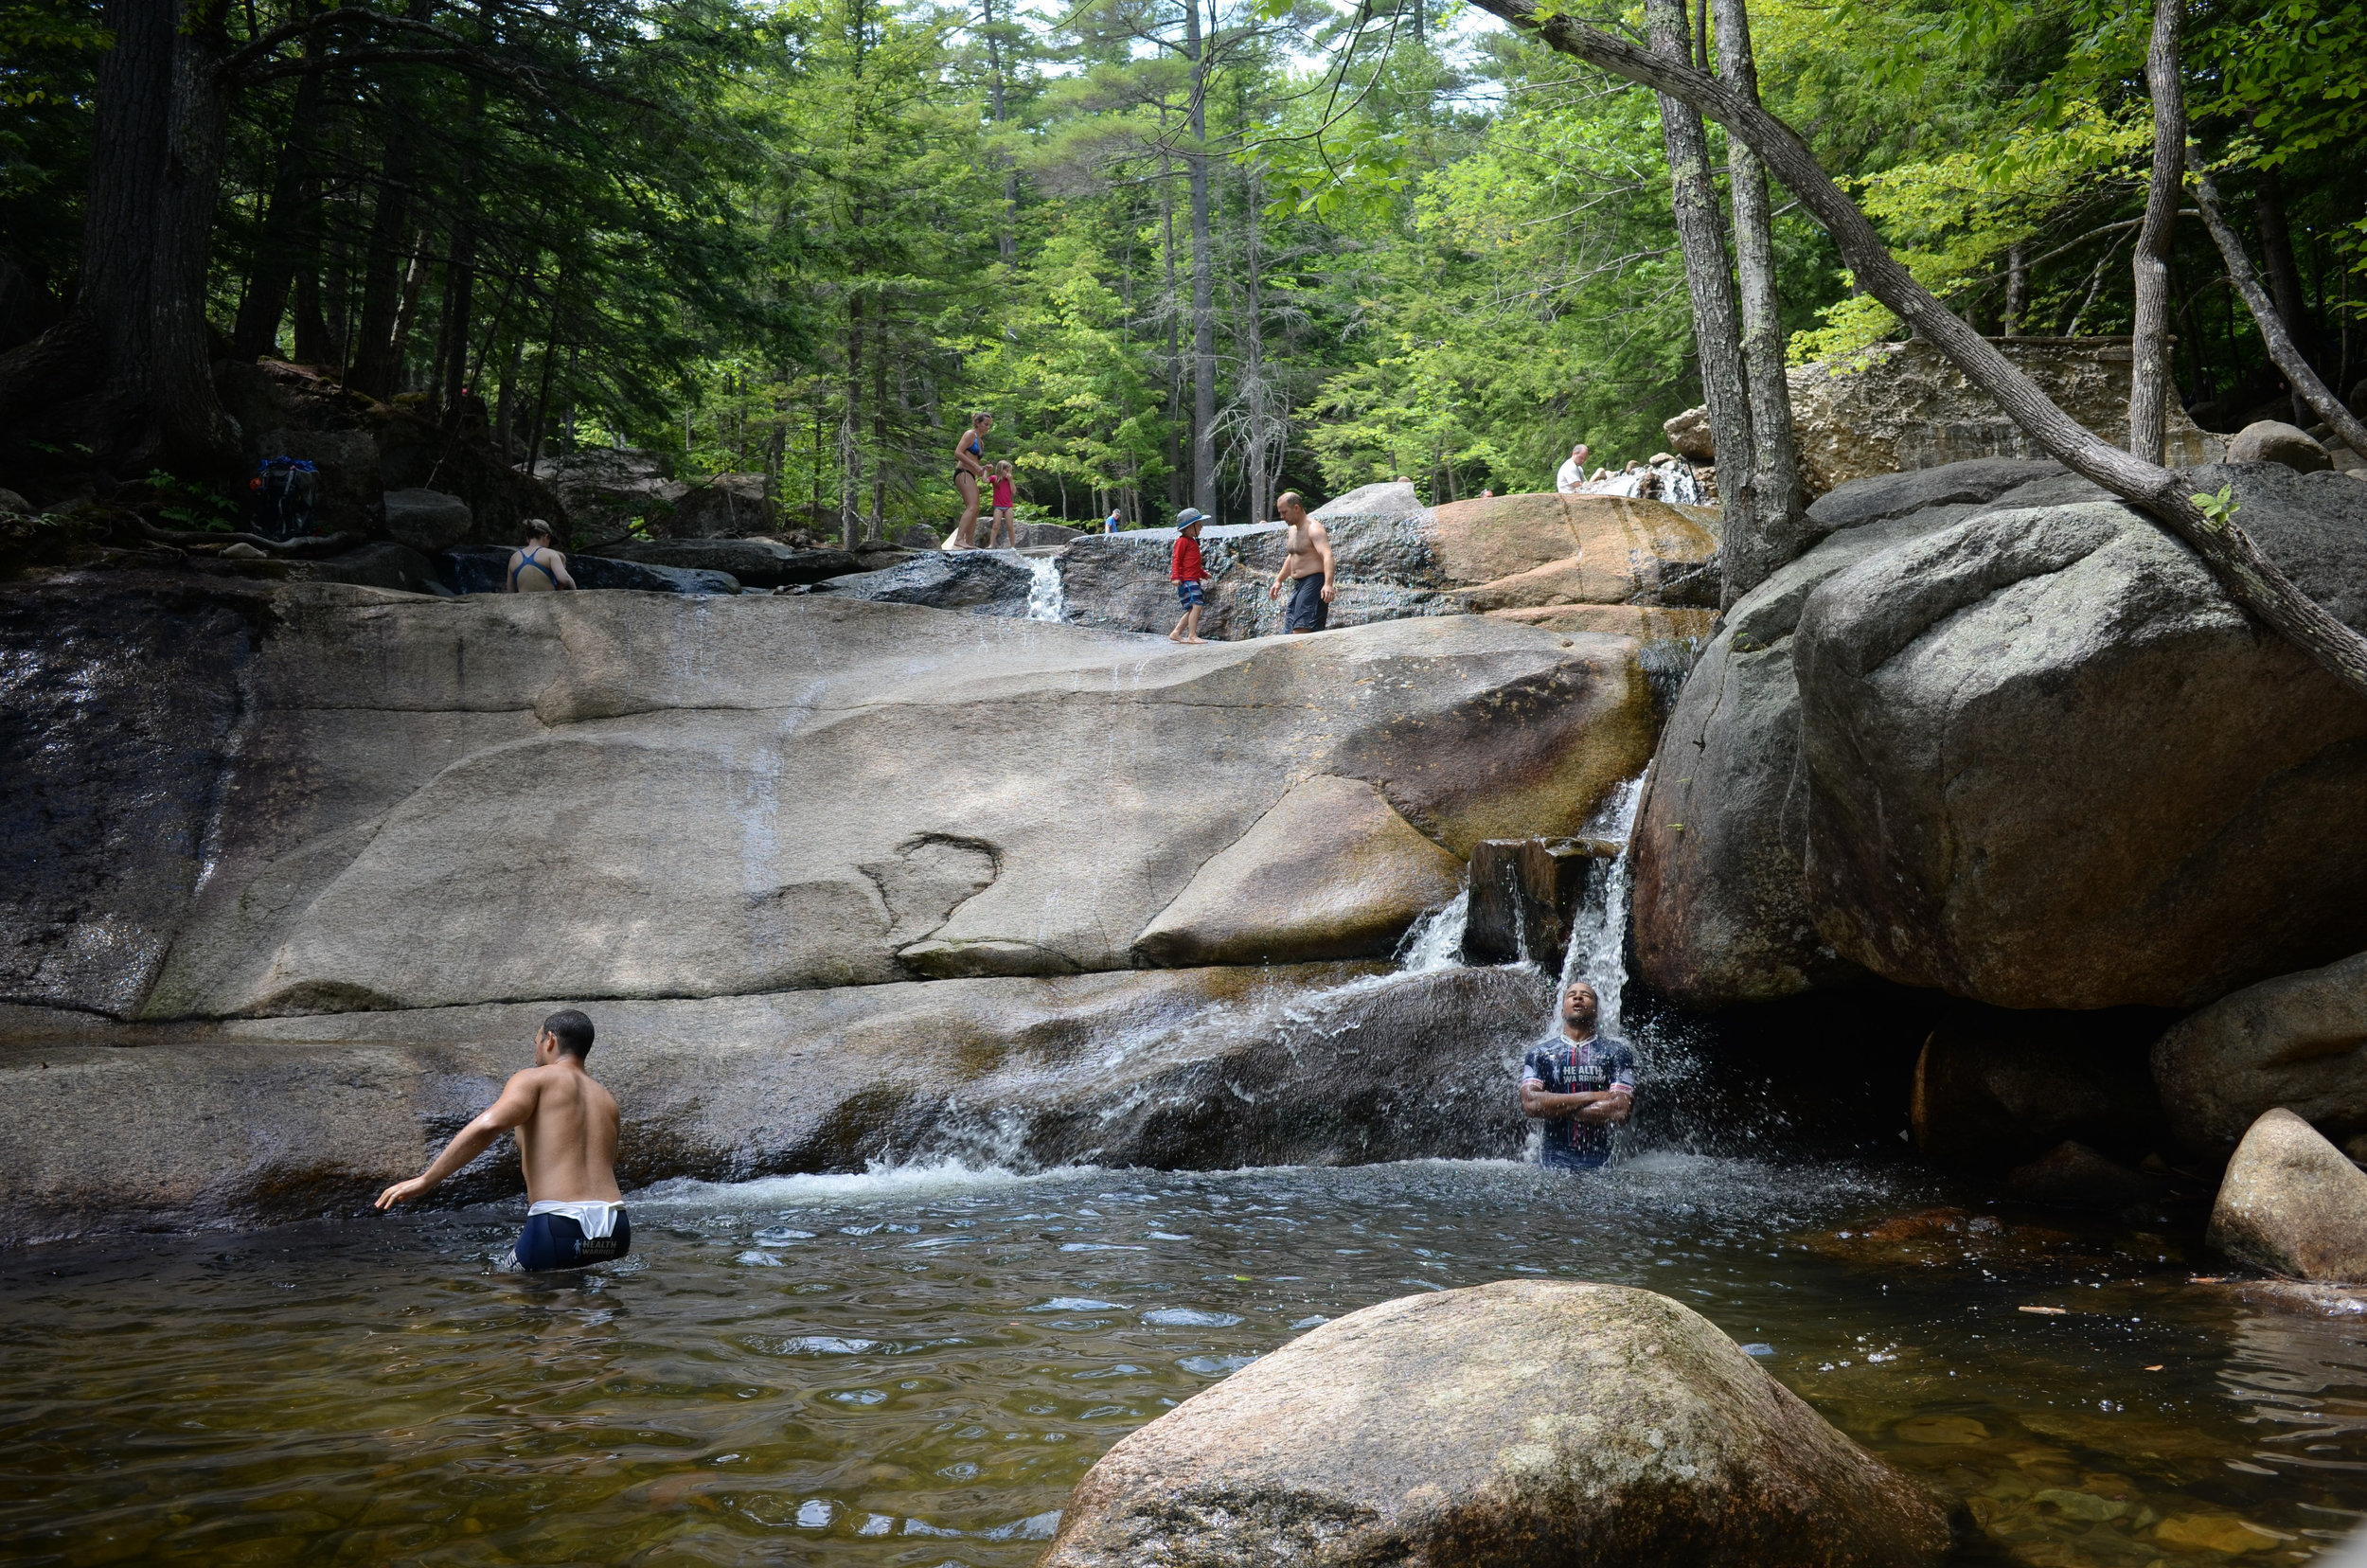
[376,1008,629,1271]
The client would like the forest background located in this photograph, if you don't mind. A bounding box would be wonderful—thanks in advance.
[2,0,2361,539]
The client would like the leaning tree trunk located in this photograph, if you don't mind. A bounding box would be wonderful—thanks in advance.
[2127,0,2183,465]
[2188,150,2367,461]
[0,0,238,472]
[1184,0,1219,516]
[1463,0,2367,701]
[1711,0,1802,580]
[1643,0,1757,603]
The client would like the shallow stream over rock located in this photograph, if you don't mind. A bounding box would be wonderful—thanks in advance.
[6,1154,2366,1567]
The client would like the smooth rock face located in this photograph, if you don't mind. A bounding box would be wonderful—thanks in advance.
[2153,950,2367,1154]
[1462,837,1608,967]
[809,549,1037,615]
[381,488,473,552]
[295,542,447,596]
[0,579,1651,1020]
[2227,419,2333,473]
[2208,1108,2367,1281]
[1793,464,2367,1009]
[1040,1279,1949,1568]
[1131,775,1463,967]
[0,962,1549,1242]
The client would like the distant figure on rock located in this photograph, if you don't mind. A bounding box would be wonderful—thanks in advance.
[375,1008,630,1272]
[986,460,1020,549]
[1168,508,1211,644]
[952,411,993,549]
[1268,490,1333,633]
[1521,981,1635,1172]
[1557,441,1592,494]
[507,521,577,592]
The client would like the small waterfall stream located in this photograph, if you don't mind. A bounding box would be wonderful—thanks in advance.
[1557,767,1648,1033]
[1024,555,1065,622]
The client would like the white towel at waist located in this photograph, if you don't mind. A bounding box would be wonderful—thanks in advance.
[528,1199,625,1238]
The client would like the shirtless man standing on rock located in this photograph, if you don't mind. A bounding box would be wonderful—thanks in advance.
[1267,490,1334,633]
[376,1009,630,1272]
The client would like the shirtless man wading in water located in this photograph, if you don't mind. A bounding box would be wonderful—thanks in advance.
[1266,490,1333,633]
[375,1009,630,1272]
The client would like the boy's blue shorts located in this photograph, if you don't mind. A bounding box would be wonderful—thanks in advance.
[1175,580,1204,609]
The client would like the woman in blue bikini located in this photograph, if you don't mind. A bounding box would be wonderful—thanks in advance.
[952,411,993,549]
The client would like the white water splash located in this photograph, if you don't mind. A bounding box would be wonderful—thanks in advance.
[637,1159,1102,1209]
[1557,767,1649,1034]
[1393,889,1470,973]
[1025,555,1065,622]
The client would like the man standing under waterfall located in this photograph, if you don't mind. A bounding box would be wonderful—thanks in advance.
[1521,981,1635,1172]
[374,1008,631,1272]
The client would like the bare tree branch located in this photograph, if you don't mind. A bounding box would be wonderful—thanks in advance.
[1462,0,2367,699]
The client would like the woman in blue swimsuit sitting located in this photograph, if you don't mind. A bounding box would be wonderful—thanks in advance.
[952,411,992,550]
[506,520,578,593]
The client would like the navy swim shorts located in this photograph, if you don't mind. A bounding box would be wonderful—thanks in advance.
[1285,572,1328,632]
[513,1209,632,1272]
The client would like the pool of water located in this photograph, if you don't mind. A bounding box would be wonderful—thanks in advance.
[4,1153,2363,1566]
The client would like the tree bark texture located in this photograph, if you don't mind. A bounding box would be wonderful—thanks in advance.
[1184,0,1218,516]
[2188,149,2367,461]
[842,288,863,549]
[231,53,328,360]
[1643,0,1757,604]
[2127,0,2183,465]
[1711,0,1802,582]
[0,0,239,472]
[1461,0,2367,702]
[2002,241,2027,336]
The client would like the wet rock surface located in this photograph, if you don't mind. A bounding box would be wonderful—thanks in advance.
[0,576,271,1017]
[0,582,1650,1021]
[2154,949,2367,1155]
[435,544,739,596]
[808,549,1035,615]
[381,488,473,552]
[0,962,1548,1241]
[1039,1279,1949,1568]
[1794,463,2367,1009]
[597,536,811,588]
[2208,1108,2367,1282]
[1461,836,1609,966]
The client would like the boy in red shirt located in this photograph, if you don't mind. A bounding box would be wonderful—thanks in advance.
[1167,508,1211,645]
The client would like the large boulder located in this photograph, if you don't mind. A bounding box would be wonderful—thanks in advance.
[1792,462,2367,1009]
[381,488,473,552]
[2153,950,2367,1154]
[807,548,1035,615]
[0,577,1653,1021]
[1629,460,2102,1007]
[2207,1108,2367,1281]
[2227,420,2332,473]
[1040,1279,1949,1568]
[669,472,775,537]
[294,542,447,597]
[1777,337,2221,497]
[0,962,1551,1241]
[531,447,687,538]
[1056,490,1719,644]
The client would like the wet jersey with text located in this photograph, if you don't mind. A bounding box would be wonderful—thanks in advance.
[1522,1035,1637,1159]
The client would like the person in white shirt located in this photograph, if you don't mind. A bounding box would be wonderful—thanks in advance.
[1556,441,1591,494]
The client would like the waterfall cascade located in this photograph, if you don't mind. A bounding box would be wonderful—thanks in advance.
[1557,769,1648,1033]
[1024,556,1065,622]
